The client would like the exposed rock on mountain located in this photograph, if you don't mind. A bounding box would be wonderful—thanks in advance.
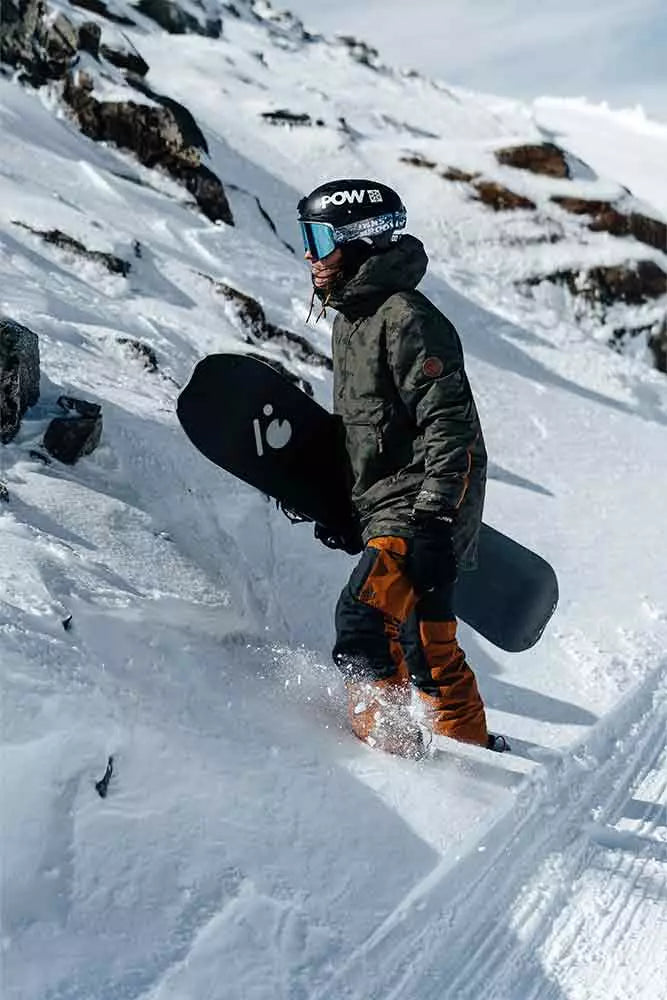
[442,166,481,183]
[495,143,571,178]
[525,261,667,306]
[0,0,80,84]
[13,222,131,275]
[551,197,666,252]
[69,0,136,25]
[0,318,40,444]
[337,35,384,71]
[1,2,232,225]
[472,181,536,212]
[64,73,234,225]
[208,278,332,370]
[135,0,222,38]
[648,316,667,372]
[400,155,533,210]
[100,40,150,77]
[117,337,159,372]
[261,109,323,127]
[43,396,103,464]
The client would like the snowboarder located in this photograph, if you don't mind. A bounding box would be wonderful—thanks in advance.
[298,179,502,759]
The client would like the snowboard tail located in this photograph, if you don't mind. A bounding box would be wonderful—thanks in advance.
[177,353,558,651]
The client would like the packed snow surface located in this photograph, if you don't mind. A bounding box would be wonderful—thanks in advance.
[1,4,666,998]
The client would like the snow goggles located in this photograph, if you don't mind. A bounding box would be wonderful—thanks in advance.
[299,210,407,260]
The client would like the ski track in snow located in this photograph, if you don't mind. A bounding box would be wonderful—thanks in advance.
[1,4,667,998]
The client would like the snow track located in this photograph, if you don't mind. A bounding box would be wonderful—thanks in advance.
[321,661,667,999]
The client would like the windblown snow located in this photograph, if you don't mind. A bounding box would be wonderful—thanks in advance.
[1,4,666,999]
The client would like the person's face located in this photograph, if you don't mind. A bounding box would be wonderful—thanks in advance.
[305,246,344,289]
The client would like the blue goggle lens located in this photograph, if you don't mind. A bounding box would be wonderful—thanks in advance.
[299,222,337,261]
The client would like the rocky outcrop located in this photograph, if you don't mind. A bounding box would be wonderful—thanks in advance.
[495,143,571,178]
[2,4,231,225]
[525,261,667,306]
[135,0,222,38]
[0,318,41,444]
[64,73,234,225]
[400,154,532,210]
[116,337,159,372]
[472,181,536,212]
[100,42,150,77]
[442,166,480,183]
[13,222,131,275]
[399,153,437,171]
[337,35,384,71]
[0,1,81,84]
[552,197,667,252]
[648,316,667,373]
[261,109,324,127]
[43,396,102,464]
[208,278,332,370]
[69,0,136,25]
[399,154,480,183]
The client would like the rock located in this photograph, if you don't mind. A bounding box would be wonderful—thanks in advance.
[648,316,667,373]
[261,109,316,127]
[472,180,536,212]
[0,0,46,75]
[129,79,209,152]
[13,222,131,275]
[442,166,480,183]
[68,0,136,25]
[0,1,79,84]
[135,0,222,38]
[209,278,332,370]
[495,143,571,178]
[337,35,383,71]
[0,317,40,444]
[43,396,102,464]
[400,153,437,170]
[117,337,159,372]
[63,73,233,225]
[526,261,667,306]
[0,482,9,502]
[77,21,101,58]
[100,42,150,77]
[552,197,667,252]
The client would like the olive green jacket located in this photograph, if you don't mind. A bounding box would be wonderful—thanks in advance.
[329,235,487,568]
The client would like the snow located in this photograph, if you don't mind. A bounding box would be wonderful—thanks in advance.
[1,4,666,998]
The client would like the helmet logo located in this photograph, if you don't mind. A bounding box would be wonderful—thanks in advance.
[320,189,383,209]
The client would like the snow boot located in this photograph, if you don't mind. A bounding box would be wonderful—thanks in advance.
[346,675,424,759]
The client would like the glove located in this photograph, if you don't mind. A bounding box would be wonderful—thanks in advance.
[406,509,457,593]
[314,520,363,555]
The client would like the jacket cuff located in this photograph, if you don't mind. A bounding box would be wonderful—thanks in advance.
[414,478,462,515]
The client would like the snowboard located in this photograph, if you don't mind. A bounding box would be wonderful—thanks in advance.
[177,353,559,652]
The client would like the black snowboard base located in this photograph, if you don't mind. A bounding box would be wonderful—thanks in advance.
[177,353,558,652]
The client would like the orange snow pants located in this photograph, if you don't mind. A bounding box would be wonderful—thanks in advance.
[333,536,488,745]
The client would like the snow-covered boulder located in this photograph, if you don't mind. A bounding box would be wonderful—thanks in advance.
[43,396,103,464]
[0,318,40,444]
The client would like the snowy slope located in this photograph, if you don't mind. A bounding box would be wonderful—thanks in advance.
[1,4,667,999]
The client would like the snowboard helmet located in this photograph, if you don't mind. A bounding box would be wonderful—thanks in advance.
[297,179,406,261]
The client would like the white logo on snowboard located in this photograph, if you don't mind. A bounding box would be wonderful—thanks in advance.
[253,404,292,457]
[320,189,383,209]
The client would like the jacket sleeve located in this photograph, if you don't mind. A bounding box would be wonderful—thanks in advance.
[385,296,478,515]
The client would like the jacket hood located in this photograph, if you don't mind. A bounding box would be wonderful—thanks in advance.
[327,234,428,318]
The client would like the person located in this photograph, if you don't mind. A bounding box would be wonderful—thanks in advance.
[297,179,505,759]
